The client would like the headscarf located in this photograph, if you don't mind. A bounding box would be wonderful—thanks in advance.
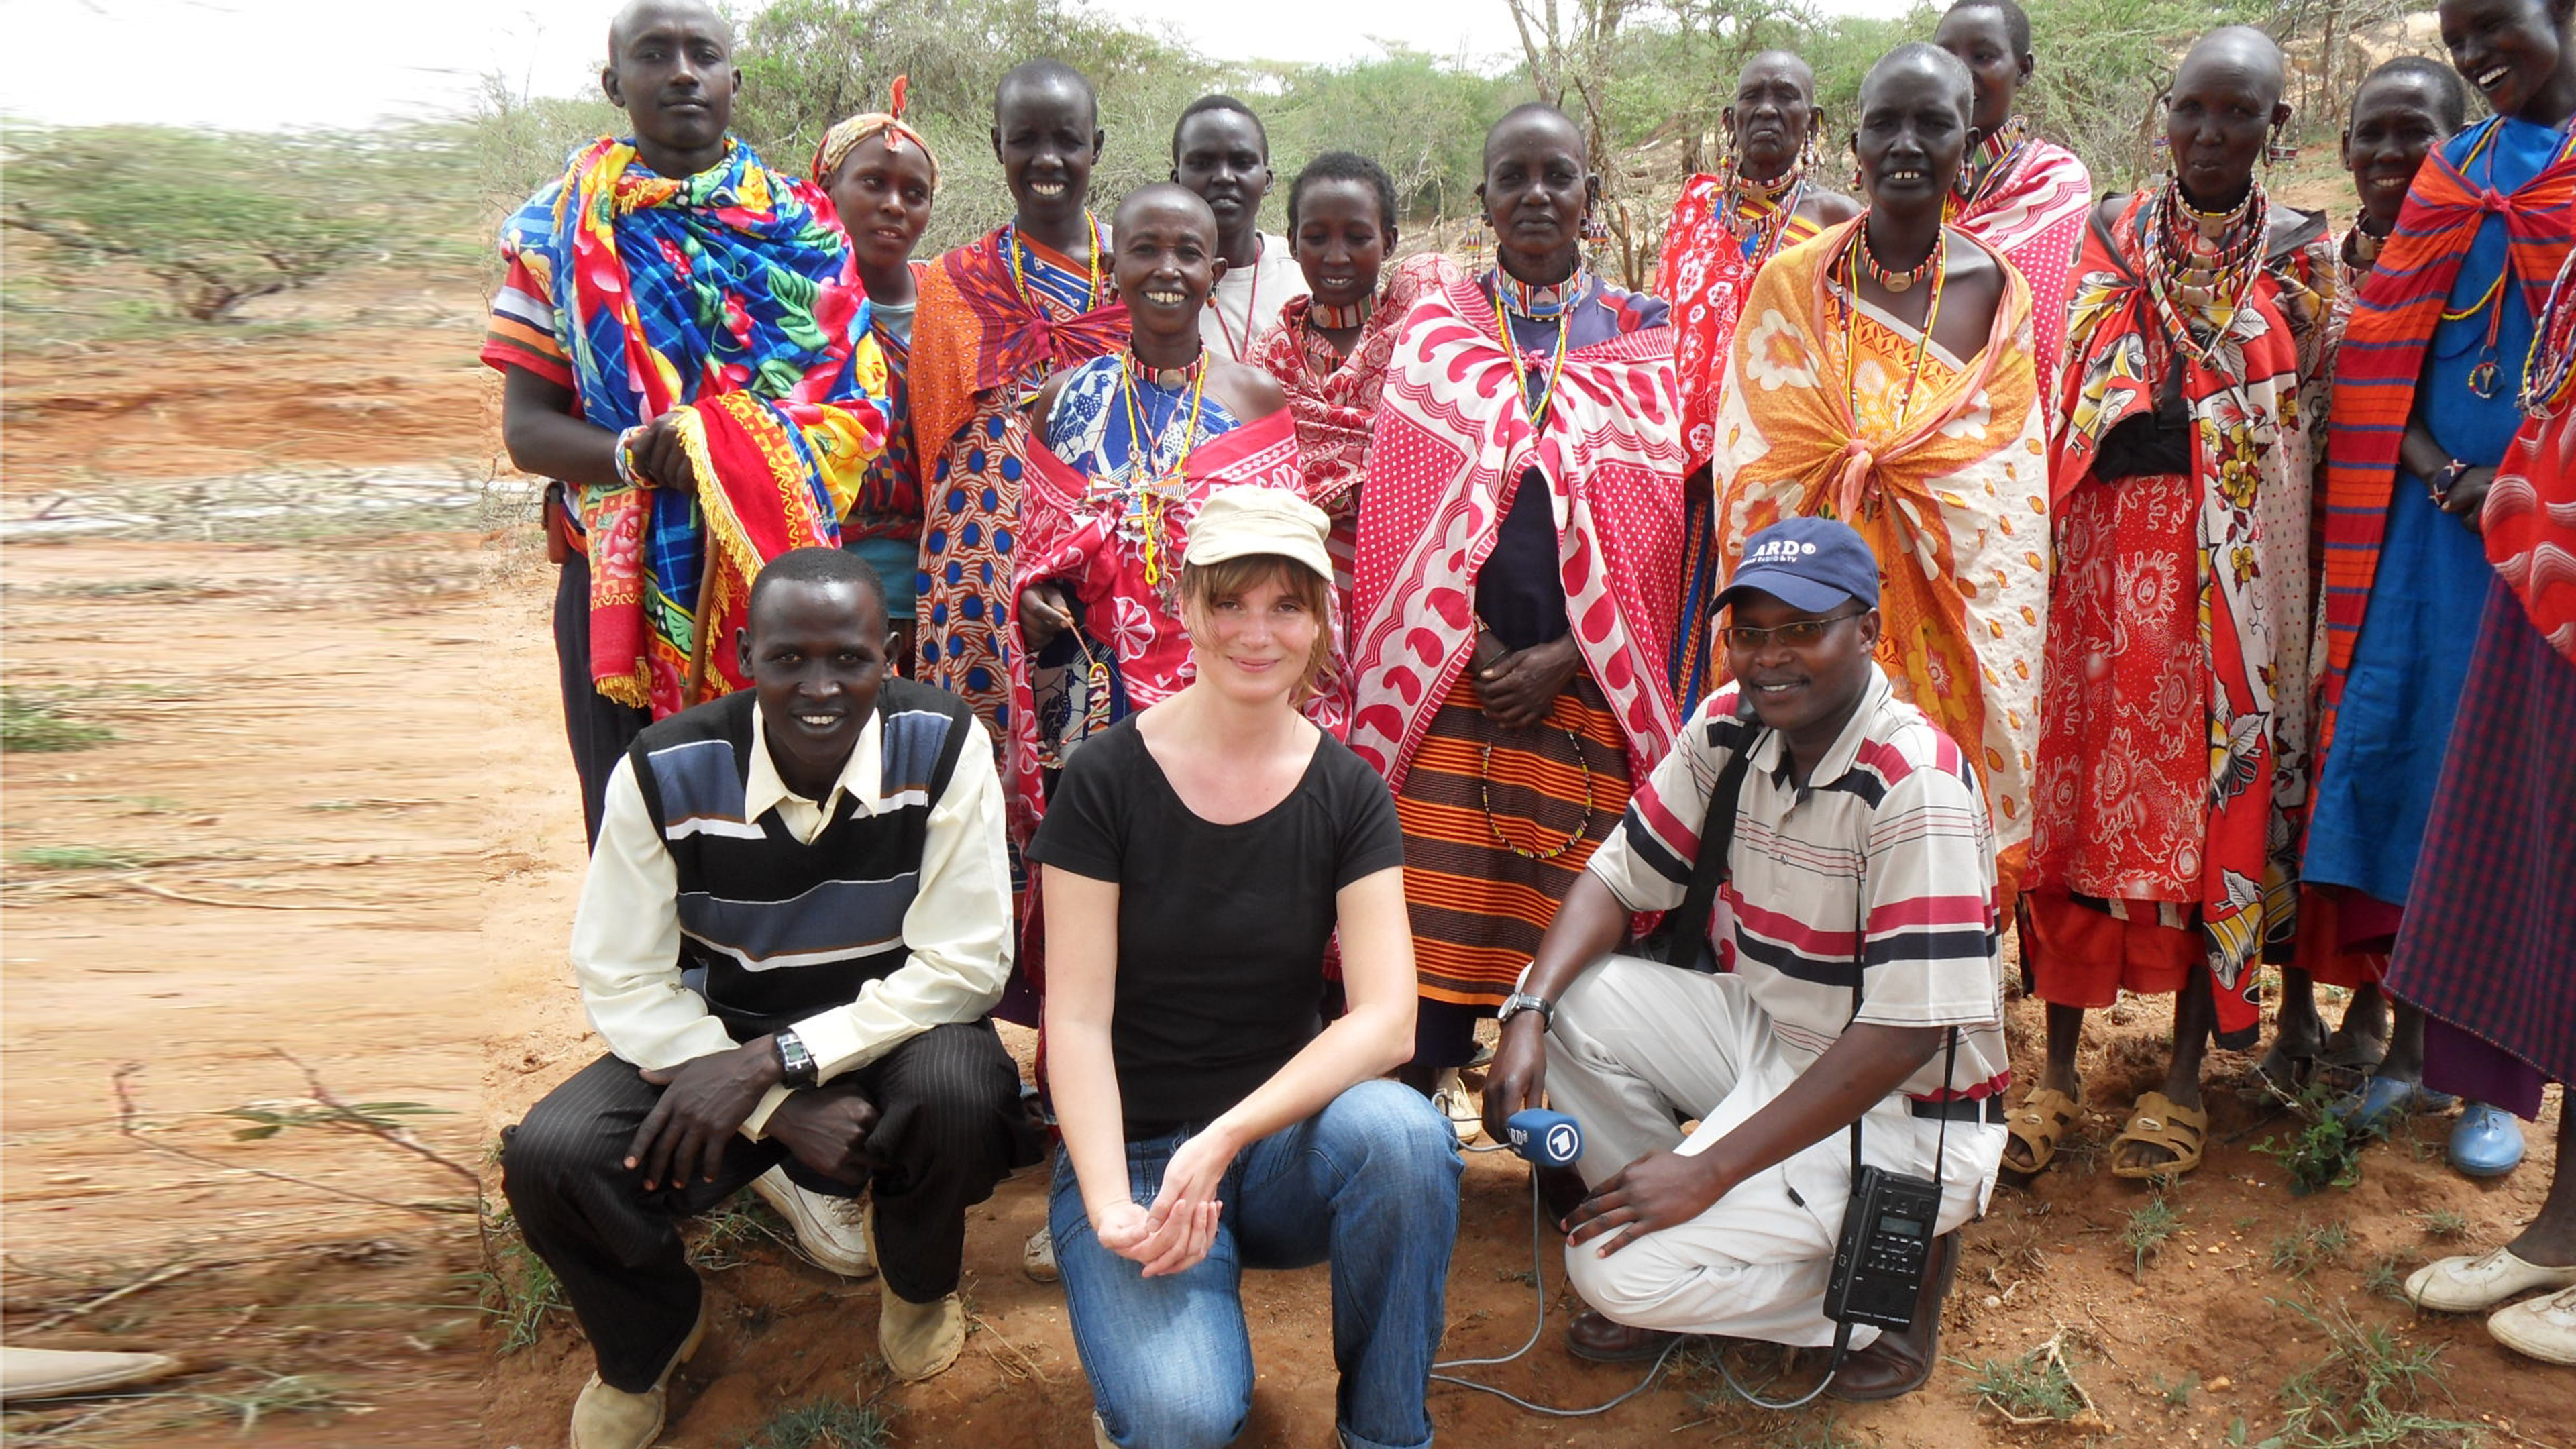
[811,75,941,188]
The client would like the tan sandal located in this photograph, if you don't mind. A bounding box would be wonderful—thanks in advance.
[2110,1091,2208,1180]
[2004,1084,2082,1175]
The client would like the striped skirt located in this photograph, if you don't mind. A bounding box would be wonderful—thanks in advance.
[1396,667,1636,1007]
[2384,582,2576,1091]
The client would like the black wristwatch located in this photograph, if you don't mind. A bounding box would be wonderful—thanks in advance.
[772,1028,818,1087]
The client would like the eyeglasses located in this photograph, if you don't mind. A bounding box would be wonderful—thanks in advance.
[1718,608,1868,652]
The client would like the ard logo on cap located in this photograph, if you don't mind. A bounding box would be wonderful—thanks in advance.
[1747,538,1822,564]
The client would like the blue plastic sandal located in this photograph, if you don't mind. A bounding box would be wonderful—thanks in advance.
[2449,1102,2526,1179]
[2334,1075,2459,1134]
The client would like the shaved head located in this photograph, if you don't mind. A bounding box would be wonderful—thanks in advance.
[2180,25,2288,103]
[996,56,1099,130]
[1484,101,1585,168]
[1113,181,1218,244]
[1862,40,1976,118]
[1738,49,1817,95]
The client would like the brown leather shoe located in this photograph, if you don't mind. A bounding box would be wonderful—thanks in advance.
[1827,1230,1962,1402]
[1565,1310,1682,1363]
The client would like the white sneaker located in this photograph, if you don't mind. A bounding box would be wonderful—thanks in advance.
[749,1165,875,1279]
[2405,1248,2576,1313]
[2487,1284,2576,1364]
[1433,1067,1482,1144]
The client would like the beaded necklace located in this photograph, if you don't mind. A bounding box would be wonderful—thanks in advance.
[1950,115,2030,217]
[1209,235,1266,357]
[1839,221,1947,434]
[2140,176,2269,378]
[1728,164,1809,269]
[2438,122,2514,396]
[1119,348,1210,608]
[1477,731,1598,861]
[2519,250,2576,420]
[1307,294,1373,330]
[1486,272,1577,430]
[1858,222,1942,294]
[1005,211,1104,314]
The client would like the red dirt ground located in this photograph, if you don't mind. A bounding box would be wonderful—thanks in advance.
[1,265,2566,1449]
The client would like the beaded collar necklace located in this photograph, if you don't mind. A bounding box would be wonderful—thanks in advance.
[1307,294,1375,330]
[2142,176,2268,377]
[1951,115,2030,213]
[1729,163,1809,268]
[1490,264,1589,320]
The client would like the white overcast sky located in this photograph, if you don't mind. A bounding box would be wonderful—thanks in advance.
[2,0,1917,132]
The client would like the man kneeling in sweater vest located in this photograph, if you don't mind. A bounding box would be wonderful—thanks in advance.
[503,547,1039,1449]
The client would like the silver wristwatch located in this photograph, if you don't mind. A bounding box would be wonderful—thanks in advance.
[1495,963,1555,1032]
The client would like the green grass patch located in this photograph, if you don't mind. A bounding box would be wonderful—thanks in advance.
[748,1399,892,1449]
[2120,1195,2182,1281]
[12,845,150,871]
[2251,1080,2369,1196]
[2269,1223,2351,1280]
[47,577,201,598]
[2263,1298,2484,1448]
[0,690,114,753]
[1956,1344,2087,1422]
[480,1208,568,1354]
[2360,1252,2413,1304]
[2414,1209,2471,1240]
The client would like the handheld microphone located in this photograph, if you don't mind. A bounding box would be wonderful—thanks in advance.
[1503,1108,1582,1167]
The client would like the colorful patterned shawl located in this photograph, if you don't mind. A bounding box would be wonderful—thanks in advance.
[1712,221,2049,896]
[499,137,889,716]
[1010,405,1318,824]
[909,225,1129,464]
[1656,172,1828,475]
[841,259,929,543]
[1250,253,1461,518]
[2035,190,2334,1036]
[1950,137,2091,398]
[2320,117,2576,753]
[2491,248,2576,662]
[1348,275,1686,792]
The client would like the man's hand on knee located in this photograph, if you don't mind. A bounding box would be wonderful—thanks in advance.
[765,1085,883,1187]
[626,1038,786,1189]
[1562,1148,1731,1256]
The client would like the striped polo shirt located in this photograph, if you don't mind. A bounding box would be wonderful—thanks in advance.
[1588,666,2010,1105]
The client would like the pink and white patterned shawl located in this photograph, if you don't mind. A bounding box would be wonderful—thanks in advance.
[1348,276,1687,790]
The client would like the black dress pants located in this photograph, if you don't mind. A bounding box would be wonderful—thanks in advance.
[553,545,650,848]
[500,1021,1038,1391]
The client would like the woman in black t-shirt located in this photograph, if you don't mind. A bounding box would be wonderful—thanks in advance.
[1027,486,1462,1449]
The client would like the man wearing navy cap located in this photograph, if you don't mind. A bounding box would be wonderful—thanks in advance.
[1483,519,2010,1400]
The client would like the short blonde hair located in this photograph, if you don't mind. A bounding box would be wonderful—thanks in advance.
[1178,553,1337,706]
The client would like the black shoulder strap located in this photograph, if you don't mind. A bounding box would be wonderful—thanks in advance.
[1669,696,1763,973]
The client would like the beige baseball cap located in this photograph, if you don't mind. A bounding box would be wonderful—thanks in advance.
[1183,486,1334,582]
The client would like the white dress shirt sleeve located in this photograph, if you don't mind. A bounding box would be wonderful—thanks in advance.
[570,757,741,1072]
[784,730,1014,1082]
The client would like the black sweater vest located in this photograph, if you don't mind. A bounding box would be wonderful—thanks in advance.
[625,680,975,1040]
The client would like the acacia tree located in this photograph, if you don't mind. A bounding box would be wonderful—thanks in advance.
[3,127,387,323]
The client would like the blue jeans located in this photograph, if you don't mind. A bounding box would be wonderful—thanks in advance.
[1049,1080,1462,1449]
